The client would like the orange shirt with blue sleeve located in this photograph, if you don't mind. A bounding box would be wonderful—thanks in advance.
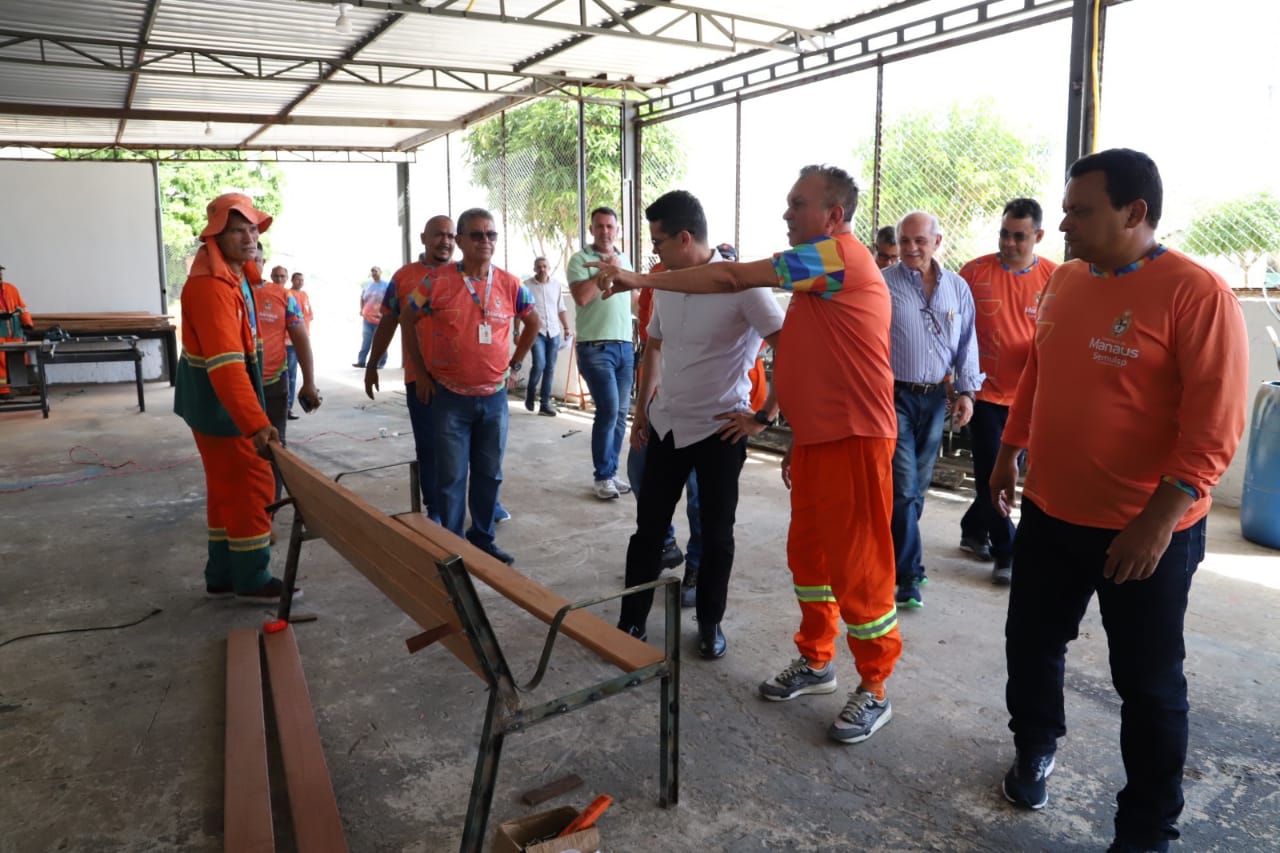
[770,233,896,445]
[1003,248,1248,531]
[958,253,1057,406]
[403,263,535,396]
[252,282,302,385]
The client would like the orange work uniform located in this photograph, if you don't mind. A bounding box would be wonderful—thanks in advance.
[771,233,901,691]
[173,241,274,594]
[0,280,34,395]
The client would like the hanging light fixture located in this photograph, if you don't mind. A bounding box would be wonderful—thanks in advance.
[335,3,353,35]
[204,121,213,137]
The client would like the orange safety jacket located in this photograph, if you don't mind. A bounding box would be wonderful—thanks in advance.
[173,243,270,438]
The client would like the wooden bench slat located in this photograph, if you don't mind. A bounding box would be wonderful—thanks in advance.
[225,629,275,853]
[262,626,349,853]
[273,449,483,677]
[393,513,665,673]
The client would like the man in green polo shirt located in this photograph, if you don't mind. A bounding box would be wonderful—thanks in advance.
[567,206,636,500]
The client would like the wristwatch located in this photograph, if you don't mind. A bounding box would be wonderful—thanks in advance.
[957,391,975,401]
[753,409,777,426]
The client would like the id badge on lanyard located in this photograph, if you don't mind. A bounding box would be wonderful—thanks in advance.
[463,264,496,345]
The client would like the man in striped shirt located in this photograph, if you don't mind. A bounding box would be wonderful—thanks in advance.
[882,212,983,609]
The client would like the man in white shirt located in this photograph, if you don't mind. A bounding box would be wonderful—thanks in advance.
[616,190,784,659]
[519,256,570,415]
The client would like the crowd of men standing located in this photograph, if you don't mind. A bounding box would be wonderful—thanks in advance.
[176,145,1248,853]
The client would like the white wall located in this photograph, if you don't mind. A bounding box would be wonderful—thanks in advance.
[0,160,166,381]
[1220,298,1280,508]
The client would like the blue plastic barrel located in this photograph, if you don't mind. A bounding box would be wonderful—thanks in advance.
[1241,381,1280,549]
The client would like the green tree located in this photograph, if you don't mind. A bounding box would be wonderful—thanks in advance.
[463,99,685,270]
[853,100,1051,269]
[158,159,284,301]
[1177,191,1280,285]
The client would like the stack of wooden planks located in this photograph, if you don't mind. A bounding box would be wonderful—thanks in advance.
[28,312,174,334]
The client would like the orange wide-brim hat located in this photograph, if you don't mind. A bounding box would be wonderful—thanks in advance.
[199,192,273,241]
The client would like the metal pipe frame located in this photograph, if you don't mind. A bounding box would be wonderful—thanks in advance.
[437,557,681,853]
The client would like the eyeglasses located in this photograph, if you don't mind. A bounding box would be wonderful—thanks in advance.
[876,251,898,262]
[920,307,943,336]
[999,229,1033,242]
[467,230,499,242]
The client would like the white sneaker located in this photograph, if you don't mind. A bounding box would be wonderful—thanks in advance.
[612,477,632,494]
[594,479,620,500]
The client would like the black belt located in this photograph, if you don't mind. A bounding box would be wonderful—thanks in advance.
[895,380,944,394]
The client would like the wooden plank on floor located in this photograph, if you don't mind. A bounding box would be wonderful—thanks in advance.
[262,625,349,853]
[225,629,274,853]
[393,513,664,673]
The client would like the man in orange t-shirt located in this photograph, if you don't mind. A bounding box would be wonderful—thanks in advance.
[991,149,1248,852]
[285,270,313,418]
[400,208,539,565]
[364,215,459,523]
[956,198,1057,584]
[590,165,901,746]
[254,263,319,499]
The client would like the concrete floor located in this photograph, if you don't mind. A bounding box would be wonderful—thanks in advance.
[2,371,1278,853]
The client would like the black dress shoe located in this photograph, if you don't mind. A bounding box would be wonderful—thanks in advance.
[698,622,726,659]
[466,532,515,565]
[659,541,684,570]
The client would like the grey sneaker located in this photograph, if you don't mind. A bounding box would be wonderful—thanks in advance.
[593,479,620,500]
[960,535,994,561]
[992,558,1012,586]
[827,687,892,743]
[759,657,838,701]
[611,477,632,495]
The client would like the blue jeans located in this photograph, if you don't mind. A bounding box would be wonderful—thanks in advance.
[285,345,298,412]
[575,341,634,481]
[405,381,440,523]
[357,319,386,367]
[627,439,701,568]
[959,400,1017,561]
[430,386,507,547]
[1006,499,1205,851]
[891,385,948,584]
[527,333,560,410]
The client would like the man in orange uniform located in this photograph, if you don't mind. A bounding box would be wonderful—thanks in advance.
[0,264,34,396]
[173,193,294,603]
[254,264,319,499]
[992,149,1248,852]
[400,208,540,565]
[956,198,1057,584]
[591,165,901,744]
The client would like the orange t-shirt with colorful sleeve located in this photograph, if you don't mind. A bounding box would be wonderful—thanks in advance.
[403,263,535,396]
[958,253,1057,406]
[1003,248,1248,531]
[386,260,436,385]
[770,232,896,446]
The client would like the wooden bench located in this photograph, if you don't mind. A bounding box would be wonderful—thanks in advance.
[223,444,680,853]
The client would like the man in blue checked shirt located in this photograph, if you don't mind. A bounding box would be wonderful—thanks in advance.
[882,211,984,609]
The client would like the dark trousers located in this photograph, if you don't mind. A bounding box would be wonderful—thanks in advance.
[405,381,440,523]
[263,379,288,502]
[959,400,1016,560]
[1006,499,1205,850]
[619,427,746,631]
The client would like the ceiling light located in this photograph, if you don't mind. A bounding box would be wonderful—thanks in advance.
[204,121,213,137]
[335,3,353,35]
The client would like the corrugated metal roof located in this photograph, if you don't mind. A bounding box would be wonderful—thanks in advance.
[0,0,911,152]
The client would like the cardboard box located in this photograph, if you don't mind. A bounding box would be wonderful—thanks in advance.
[492,805,602,853]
